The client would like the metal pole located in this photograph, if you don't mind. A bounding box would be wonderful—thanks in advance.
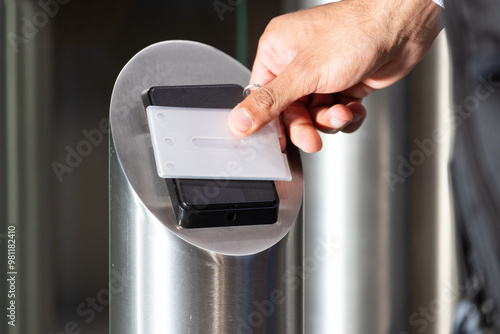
[1,1,57,333]
[109,41,305,334]
[278,0,458,331]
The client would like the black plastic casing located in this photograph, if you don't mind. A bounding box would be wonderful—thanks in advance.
[143,85,280,228]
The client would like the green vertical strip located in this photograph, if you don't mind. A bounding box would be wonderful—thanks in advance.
[4,1,19,334]
[236,0,247,67]
[0,3,9,333]
[5,0,19,233]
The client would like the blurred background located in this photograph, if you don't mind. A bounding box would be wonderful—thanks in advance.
[0,0,458,333]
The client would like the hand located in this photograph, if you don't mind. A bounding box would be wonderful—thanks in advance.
[228,0,442,153]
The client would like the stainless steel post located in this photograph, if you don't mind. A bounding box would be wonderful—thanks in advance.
[1,1,57,333]
[280,0,458,331]
[300,29,457,334]
[109,41,304,334]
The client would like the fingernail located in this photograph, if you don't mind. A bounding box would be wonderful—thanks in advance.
[230,108,253,133]
[352,112,362,123]
[329,116,349,131]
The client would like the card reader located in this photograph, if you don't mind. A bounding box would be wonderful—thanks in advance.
[143,84,280,228]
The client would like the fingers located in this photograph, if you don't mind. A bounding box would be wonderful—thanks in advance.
[309,94,367,134]
[339,82,375,101]
[342,102,367,133]
[282,96,323,153]
[280,95,366,153]
[309,94,351,134]
[231,91,367,154]
[278,117,287,152]
[229,59,316,136]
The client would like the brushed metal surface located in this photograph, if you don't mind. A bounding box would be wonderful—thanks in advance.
[407,33,458,334]
[300,28,457,334]
[110,41,304,333]
[2,1,57,333]
[302,79,412,334]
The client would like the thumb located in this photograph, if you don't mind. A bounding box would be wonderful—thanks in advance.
[229,62,316,136]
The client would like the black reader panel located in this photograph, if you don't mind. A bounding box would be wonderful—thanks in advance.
[143,84,280,228]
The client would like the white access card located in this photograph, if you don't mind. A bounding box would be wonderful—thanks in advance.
[146,106,292,181]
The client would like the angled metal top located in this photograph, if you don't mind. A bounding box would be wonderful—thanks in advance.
[110,41,303,255]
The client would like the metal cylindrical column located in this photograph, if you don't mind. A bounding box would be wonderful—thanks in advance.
[109,41,304,334]
[284,0,459,329]
[1,1,57,333]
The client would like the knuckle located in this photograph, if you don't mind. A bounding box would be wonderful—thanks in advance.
[260,18,282,46]
[267,16,283,30]
[262,15,287,41]
[252,87,277,116]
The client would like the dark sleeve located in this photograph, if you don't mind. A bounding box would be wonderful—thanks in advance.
[444,0,500,330]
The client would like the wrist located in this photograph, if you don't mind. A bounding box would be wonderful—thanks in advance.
[379,0,443,49]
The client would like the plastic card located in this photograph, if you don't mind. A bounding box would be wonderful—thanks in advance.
[146,106,292,181]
